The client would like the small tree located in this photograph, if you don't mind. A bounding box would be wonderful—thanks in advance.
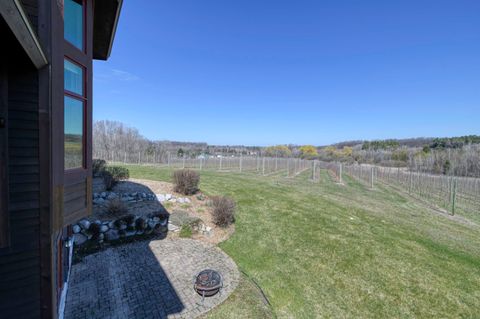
[299,145,318,158]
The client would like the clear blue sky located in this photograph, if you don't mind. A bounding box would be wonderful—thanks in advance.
[93,0,480,146]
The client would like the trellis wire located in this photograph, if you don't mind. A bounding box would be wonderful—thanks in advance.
[344,164,480,216]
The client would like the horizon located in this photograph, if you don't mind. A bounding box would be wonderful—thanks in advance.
[93,0,480,145]
[95,119,476,148]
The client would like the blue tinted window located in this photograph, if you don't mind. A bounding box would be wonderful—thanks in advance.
[64,0,83,50]
[64,96,84,169]
[64,59,83,95]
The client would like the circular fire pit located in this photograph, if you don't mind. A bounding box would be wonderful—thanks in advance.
[194,269,223,298]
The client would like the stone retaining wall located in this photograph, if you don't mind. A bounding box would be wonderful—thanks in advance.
[73,212,170,246]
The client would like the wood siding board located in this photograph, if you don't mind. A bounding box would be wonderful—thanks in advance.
[0,27,9,248]
[63,208,88,226]
[0,10,42,316]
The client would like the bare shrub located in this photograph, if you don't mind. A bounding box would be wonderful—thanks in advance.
[173,169,200,195]
[106,199,128,216]
[211,196,236,227]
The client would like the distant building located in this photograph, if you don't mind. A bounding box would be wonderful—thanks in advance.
[0,1,122,318]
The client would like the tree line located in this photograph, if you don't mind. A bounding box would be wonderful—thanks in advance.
[93,120,480,177]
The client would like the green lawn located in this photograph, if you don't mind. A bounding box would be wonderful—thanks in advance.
[122,164,480,318]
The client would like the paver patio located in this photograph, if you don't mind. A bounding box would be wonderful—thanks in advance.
[64,238,240,319]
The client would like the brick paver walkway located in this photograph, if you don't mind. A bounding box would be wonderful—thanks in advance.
[65,239,240,319]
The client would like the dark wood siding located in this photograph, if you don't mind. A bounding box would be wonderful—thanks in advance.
[63,178,88,225]
[0,14,41,318]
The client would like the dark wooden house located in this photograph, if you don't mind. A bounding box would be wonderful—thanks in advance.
[0,0,122,318]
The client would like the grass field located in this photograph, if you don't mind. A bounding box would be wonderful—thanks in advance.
[122,164,480,318]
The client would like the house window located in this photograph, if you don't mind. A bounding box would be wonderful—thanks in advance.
[64,59,83,95]
[64,0,84,50]
[64,59,85,170]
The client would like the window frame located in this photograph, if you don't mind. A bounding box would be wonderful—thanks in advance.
[63,0,92,181]
[64,56,86,171]
[64,0,87,53]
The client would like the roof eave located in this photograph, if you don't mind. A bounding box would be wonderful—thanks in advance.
[93,0,123,61]
[0,0,48,69]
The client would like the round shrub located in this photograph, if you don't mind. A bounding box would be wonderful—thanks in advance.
[92,159,106,176]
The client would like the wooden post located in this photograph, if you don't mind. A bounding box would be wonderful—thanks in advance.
[339,162,343,183]
[311,160,316,181]
[182,157,185,169]
[287,159,290,177]
[219,157,223,170]
[451,178,457,215]
[275,157,278,171]
[199,158,203,170]
[370,167,374,189]
[262,157,266,175]
[240,156,243,172]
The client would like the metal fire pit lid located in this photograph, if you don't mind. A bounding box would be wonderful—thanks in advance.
[194,269,222,292]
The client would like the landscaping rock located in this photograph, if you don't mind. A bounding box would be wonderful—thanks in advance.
[79,220,91,230]
[105,230,119,241]
[107,193,117,200]
[100,225,109,233]
[168,223,179,232]
[156,194,166,202]
[73,225,81,234]
[74,233,88,245]
[93,198,105,205]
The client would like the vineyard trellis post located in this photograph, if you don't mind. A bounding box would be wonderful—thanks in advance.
[370,167,374,189]
[339,162,343,184]
[239,155,243,173]
[311,160,316,181]
[409,171,413,194]
[287,159,290,177]
[451,177,457,215]
[262,157,266,176]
